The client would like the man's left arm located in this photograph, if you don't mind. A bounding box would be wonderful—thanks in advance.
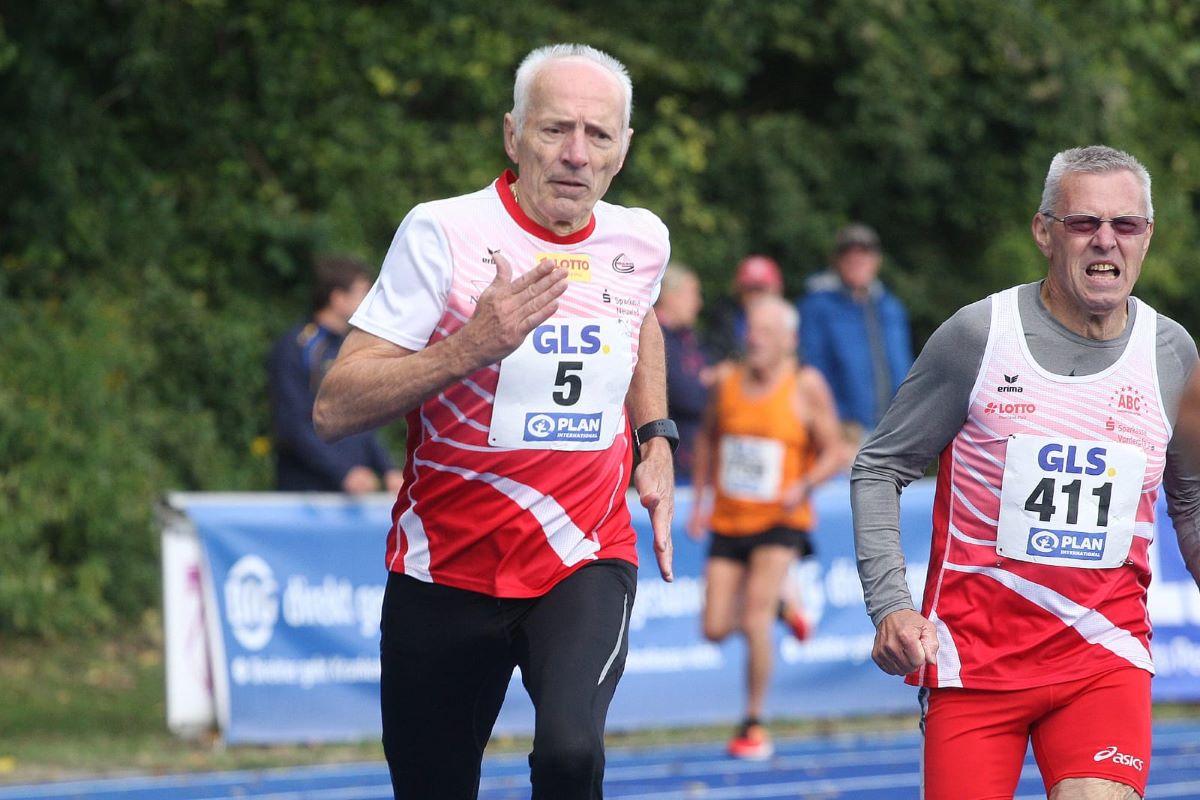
[1159,330,1200,588]
[627,311,674,582]
[1163,442,1200,588]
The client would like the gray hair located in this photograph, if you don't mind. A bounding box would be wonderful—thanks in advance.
[511,44,633,137]
[658,261,698,299]
[747,294,800,336]
[1039,145,1154,220]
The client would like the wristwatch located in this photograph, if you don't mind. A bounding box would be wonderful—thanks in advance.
[634,419,680,454]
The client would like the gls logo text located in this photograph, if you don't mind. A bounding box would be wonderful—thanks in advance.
[1093,745,1144,771]
[1037,443,1109,476]
[534,324,603,355]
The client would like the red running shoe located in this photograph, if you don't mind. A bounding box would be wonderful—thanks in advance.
[727,721,773,760]
[783,608,812,642]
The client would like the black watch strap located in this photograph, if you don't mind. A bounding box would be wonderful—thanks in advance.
[634,419,679,454]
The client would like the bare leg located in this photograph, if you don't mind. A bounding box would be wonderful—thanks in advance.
[1049,778,1140,800]
[701,557,744,643]
[739,544,795,718]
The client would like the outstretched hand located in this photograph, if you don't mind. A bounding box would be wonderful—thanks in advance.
[462,251,568,367]
[634,443,675,581]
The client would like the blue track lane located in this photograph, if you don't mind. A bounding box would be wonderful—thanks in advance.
[1,719,1197,799]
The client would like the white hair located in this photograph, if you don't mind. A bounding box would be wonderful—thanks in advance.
[1039,145,1154,220]
[747,294,800,336]
[511,44,633,136]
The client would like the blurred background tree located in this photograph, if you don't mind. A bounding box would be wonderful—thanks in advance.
[2,0,1198,636]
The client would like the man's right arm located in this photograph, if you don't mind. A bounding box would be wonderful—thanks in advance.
[851,299,991,626]
[315,254,567,442]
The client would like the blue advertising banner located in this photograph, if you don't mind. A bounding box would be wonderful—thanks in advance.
[188,497,387,744]
[173,479,1200,744]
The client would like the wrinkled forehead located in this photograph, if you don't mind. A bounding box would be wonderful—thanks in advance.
[528,57,627,124]
[1057,169,1147,215]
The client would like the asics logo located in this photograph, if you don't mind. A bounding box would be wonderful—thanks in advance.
[1093,745,1144,771]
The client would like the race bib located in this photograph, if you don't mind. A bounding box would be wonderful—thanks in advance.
[718,435,785,502]
[489,319,633,451]
[996,434,1146,569]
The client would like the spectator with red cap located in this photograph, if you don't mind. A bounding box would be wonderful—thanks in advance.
[703,253,785,362]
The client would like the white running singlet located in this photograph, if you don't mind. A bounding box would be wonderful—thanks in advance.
[914,286,1170,689]
[351,172,670,597]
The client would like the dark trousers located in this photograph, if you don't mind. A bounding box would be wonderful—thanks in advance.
[380,560,637,799]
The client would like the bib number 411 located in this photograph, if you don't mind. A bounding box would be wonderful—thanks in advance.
[1024,478,1112,527]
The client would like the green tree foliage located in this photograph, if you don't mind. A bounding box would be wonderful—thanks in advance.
[2,0,1198,636]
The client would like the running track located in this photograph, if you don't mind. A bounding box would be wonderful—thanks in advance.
[2,719,1199,799]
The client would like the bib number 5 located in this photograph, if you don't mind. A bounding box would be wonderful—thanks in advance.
[489,319,634,451]
[553,361,583,406]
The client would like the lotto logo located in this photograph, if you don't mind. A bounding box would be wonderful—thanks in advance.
[1093,745,1144,771]
[984,401,1036,415]
[538,252,592,282]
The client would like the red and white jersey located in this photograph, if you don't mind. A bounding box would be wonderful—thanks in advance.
[350,171,670,597]
[915,286,1171,689]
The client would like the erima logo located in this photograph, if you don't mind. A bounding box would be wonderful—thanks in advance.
[1093,745,1144,771]
[997,374,1023,393]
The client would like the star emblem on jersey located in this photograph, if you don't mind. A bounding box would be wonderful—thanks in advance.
[1109,384,1145,415]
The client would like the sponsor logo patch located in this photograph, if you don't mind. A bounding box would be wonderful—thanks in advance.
[997,374,1023,393]
[1026,528,1106,560]
[1109,384,1146,415]
[611,253,635,273]
[983,401,1037,416]
[524,412,603,442]
[538,252,592,282]
[1093,745,1144,771]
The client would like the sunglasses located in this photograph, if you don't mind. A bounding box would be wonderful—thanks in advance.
[1041,212,1150,236]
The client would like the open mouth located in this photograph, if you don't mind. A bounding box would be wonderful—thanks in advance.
[1086,262,1121,278]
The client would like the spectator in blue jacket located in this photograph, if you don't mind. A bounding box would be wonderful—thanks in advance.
[267,255,405,494]
[798,224,913,440]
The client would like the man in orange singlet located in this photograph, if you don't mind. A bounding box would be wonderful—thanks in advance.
[687,294,844,759]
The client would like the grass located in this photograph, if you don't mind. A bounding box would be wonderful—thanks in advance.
[0,612,386,784]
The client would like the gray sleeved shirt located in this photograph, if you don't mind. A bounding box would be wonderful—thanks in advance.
[851,281,1200,627]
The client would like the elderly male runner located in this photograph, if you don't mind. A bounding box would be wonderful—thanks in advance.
[852,145,1200,799]
[314,44,676,800]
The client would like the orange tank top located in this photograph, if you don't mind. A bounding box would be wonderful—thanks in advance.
[708,365,814,536]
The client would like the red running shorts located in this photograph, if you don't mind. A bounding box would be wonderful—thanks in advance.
[921,667,1150,799]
